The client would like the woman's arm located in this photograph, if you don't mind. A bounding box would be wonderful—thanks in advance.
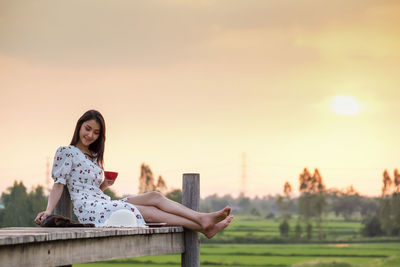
[45,183,65,213]
[34,183,64,224]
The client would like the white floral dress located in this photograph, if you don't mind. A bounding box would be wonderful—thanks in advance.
[52,145,146,227]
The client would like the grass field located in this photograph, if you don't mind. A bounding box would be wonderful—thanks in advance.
[76,243,400,267]
[76,217,400,267]
[205,216,364,243]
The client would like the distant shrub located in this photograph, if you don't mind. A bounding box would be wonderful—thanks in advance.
[361,215,383,237]
[165,189,182,203]
[265,212,275,219]
[306,223,313,240]
[279,219,290,238]
[250,207,261,216]
[295,223,303,239]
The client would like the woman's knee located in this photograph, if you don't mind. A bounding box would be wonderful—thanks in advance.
[148,191,163,201]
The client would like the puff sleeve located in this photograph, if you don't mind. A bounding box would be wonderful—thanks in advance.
[51,146,73,185]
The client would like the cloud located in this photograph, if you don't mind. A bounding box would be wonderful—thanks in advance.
[0,0,397,66]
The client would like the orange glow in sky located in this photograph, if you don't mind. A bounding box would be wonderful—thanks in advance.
[1,1,400,198]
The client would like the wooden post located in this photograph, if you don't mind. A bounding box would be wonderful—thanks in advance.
[53,185,72,267]
[181,173,200,267]
[54,186,72,218]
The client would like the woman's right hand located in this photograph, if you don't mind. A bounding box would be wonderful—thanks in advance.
[35,183,64,225]
[34,211,51,225]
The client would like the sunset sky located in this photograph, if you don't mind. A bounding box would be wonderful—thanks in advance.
[1,0,400,198]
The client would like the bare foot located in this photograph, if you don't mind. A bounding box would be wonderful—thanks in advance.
[203,216,234,239]
[200,206,231,230]
[223,206,231,217]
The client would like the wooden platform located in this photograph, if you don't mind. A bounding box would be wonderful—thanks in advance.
[0,173,200,267]
[0,226,184,267]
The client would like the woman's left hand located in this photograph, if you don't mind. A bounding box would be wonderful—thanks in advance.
[104,178,115,186]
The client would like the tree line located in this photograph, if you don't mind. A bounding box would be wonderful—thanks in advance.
[1,164,399,237]
[276,168,400,240]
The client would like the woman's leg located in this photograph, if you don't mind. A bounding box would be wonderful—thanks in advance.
[136,204,202,231]
[126,191,231,230]
[135,204,233,239]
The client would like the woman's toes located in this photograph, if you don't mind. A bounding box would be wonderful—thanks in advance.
[201,207,232,232]
[204,216,234,239]
[223,206,231,216]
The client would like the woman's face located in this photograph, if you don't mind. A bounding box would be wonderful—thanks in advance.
[79,119,101,147]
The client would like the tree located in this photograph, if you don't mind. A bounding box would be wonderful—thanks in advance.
[379,169,400,236]
[201,194,231,213]
[277,181,293,219]
[165,189,182,203]
[156,175,167,194]
[360,197,380,218]
[361,215,383,237]
[331,186,362,221]
[1,181,30,227]
[138,164,167,194]
[237,194,251,213]
[392,169,400,235]
[265,212,275,219]
[394,169,400,194]
[380,169,393,235]
[294,223,303,240]
[298,168,326,240]
[27,185,47,225]
[382,169,392,196]
[250,207,261,217]
[298,168,314,223]
[138,163,157,193]
[0,181,47,227]
[313,169,326,240]
[279,220,290,238]
[306,223,313,240]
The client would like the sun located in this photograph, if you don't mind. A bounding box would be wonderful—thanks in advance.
[331,95,362,115]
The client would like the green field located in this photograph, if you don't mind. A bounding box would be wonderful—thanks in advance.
[76,217,400,267]
[76,243,400,267]
[205,216,364,243]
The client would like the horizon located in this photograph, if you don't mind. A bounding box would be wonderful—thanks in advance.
[0,164,391,199]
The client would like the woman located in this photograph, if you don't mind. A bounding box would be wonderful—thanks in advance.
[35,110,233,238]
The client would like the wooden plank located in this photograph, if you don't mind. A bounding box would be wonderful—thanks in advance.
[0,232,184,267]
[0,228,184,267]
[0,227,184,245]
[181,173,200,267]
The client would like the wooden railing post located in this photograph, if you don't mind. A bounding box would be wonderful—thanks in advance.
[181,173,200,267]
[54,186,72,218]
[53,185,72,267]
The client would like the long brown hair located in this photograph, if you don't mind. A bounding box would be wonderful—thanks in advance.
[70,110,106,168]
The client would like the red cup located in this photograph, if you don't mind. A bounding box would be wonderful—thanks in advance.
[104,171,118,180]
